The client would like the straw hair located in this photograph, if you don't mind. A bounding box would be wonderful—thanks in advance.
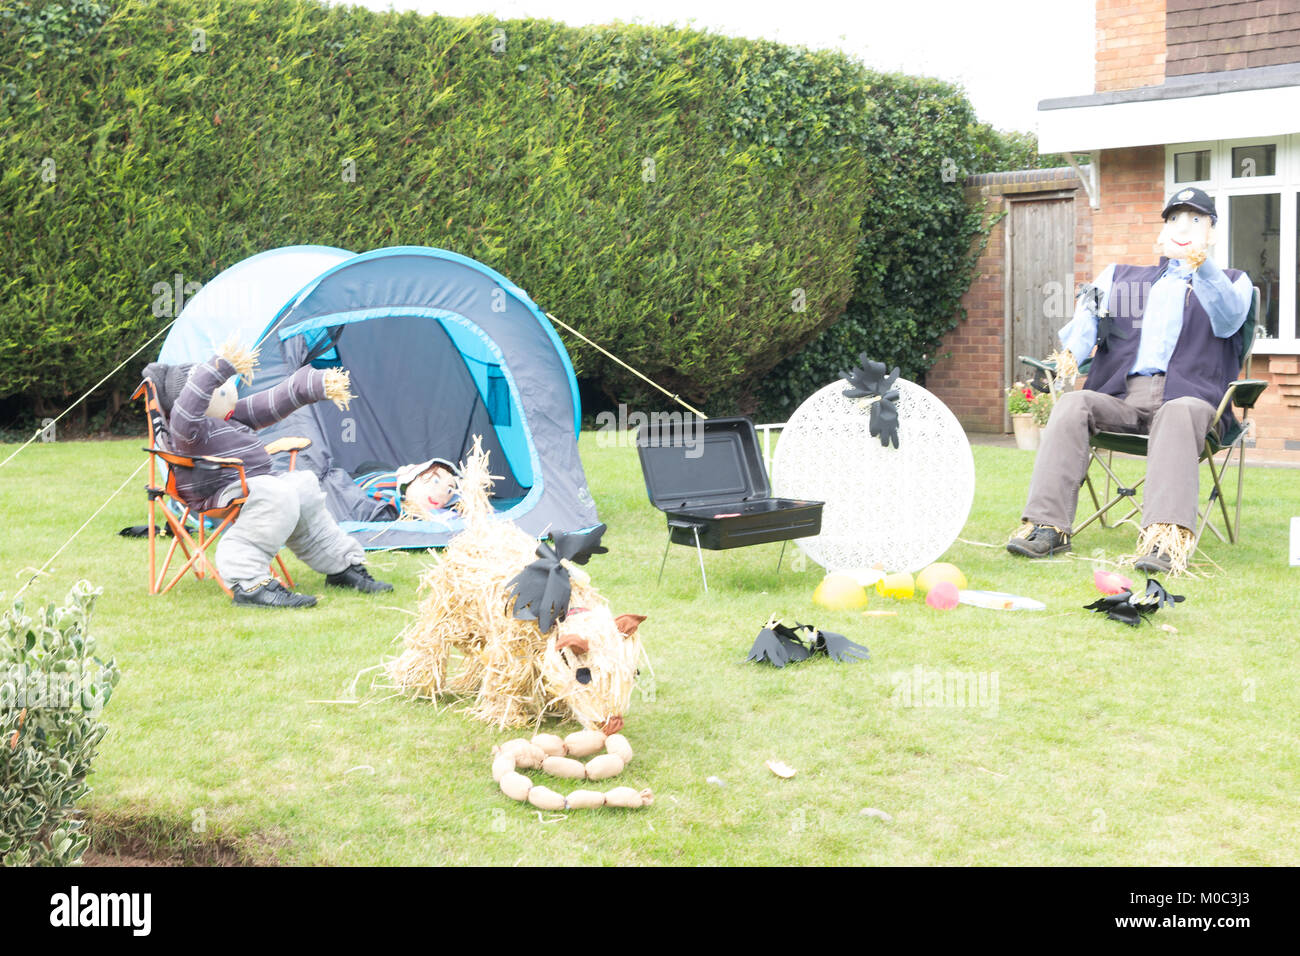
[323,368,355,410]
[217,335,259,383]
[383,437,643,731]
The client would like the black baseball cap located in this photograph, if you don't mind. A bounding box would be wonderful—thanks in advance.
[1162,186,1217,223]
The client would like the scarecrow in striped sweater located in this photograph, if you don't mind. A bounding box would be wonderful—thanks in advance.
[142,338,392,608]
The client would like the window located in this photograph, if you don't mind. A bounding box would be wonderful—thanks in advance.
[1174,149,1210,183]
[1229,194,1280,339]
[1166,136,1299,352]
[1232,144,1276,178]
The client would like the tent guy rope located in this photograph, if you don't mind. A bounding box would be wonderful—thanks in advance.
[0,318,177,473]
[544,311,707,420]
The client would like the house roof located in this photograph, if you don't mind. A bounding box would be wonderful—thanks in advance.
[1036,64,1300,153]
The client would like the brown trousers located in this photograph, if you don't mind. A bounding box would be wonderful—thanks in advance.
[1021,374,1215,533]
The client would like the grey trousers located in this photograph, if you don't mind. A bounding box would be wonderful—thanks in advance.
[1021,374,1216,533]
[215,470,365,590]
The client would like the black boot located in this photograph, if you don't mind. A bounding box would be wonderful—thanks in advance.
[1133,548,1173,574]
[325,563,393,593]
[1006,524,1071,558]
[232,579,317,608]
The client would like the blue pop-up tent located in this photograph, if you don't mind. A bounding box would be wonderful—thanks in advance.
[157,244,598,549]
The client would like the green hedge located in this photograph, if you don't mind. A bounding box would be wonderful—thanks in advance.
[754,74,995,419]
[1,0,1026,423]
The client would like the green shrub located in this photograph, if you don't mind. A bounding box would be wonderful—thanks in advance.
[1,580,120,867]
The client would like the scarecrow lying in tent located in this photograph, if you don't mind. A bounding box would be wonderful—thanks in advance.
[354,458,462,525]
[142,338,394,607]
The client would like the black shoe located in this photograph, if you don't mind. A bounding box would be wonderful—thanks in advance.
[232,579,317,608]
[1132,548,1172,575]
[325,563,393,593]
[1006,524,1071,558]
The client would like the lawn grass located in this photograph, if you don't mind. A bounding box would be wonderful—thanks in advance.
[2,432,1298,865]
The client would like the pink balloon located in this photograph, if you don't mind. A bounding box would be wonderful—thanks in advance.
[926,581,959,610]
[1093,570,1133,595]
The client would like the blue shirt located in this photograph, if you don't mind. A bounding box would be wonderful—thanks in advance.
[1059,257,1253,374]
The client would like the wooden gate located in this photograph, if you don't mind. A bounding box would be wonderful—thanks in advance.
[1006,195,1076,430]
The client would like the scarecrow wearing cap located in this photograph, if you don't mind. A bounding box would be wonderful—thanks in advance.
[142,339,393,607]
[1007,187,1254,575]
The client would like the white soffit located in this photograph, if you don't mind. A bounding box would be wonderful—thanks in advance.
[1037,85,1300,153]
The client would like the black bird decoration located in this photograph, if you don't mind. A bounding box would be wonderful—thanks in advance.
[841,355,903,449]
[1083,577,1185,627]
[551,523,608,565]
[841,355,899,400]
[746,615,812,668]
[808,627,871,663]
[505,525,611,633]
[746,618,869,666]
[505,541,572,634]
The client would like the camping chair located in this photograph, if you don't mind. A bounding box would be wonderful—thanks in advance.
[132,379,312,596]
[1020,286,1266,548]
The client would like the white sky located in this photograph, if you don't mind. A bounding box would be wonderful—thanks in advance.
[332,0,1096,132]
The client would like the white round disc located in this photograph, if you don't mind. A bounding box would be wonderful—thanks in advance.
[770,377,974,573]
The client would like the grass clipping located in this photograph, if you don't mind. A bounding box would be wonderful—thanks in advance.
[383,438,640,731]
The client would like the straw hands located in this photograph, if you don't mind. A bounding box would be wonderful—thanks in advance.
[323,367,355,410]
[217,336,259,383]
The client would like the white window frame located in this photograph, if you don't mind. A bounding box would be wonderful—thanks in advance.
[1165,134,1298,353]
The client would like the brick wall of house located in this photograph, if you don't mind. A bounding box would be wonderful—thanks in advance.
[1091,145,1166,274]
[1097,0,1167,92]
[1167,0,1300,75]
[928,170,1092,433]
[1245,356,1300,459]
[927,193,1007,432]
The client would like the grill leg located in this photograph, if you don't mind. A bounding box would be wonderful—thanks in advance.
[693,526,708,594]
[775,540,787,574]
[657,535,672,586]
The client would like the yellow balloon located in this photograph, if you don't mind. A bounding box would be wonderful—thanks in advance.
[813,573,869,610]
[915,562,968,594]
[875,572,915,600]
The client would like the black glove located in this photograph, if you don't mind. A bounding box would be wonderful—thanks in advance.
[746,616,811,667]
[841,355,899,399]
[1140,577,1185,610]
[869,389,901,448]
[809,628,870,663]
[551,523,608,565]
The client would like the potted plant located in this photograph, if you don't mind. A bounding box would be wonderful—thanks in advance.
[1006,382,1040,450]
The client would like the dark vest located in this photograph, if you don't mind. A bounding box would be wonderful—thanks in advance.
[1084,260,1245,436]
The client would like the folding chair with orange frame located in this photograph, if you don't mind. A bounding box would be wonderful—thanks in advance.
[132,378,312,596]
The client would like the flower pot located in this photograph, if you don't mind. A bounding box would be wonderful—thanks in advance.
[1011,413,1040,451]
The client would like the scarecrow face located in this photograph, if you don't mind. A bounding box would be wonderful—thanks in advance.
[403,466,457,516]
[540,610,646,733]
[204,376,238,420]
[1158,207,1214,262]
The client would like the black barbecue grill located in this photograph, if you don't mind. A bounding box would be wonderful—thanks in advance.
[636,416,824,591]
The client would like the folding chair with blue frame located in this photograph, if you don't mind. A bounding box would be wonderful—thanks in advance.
[1020,285,1266,553]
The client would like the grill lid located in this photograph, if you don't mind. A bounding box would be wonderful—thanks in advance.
[636,416,771,511]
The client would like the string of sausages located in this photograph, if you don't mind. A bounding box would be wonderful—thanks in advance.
[491,730,653,810]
